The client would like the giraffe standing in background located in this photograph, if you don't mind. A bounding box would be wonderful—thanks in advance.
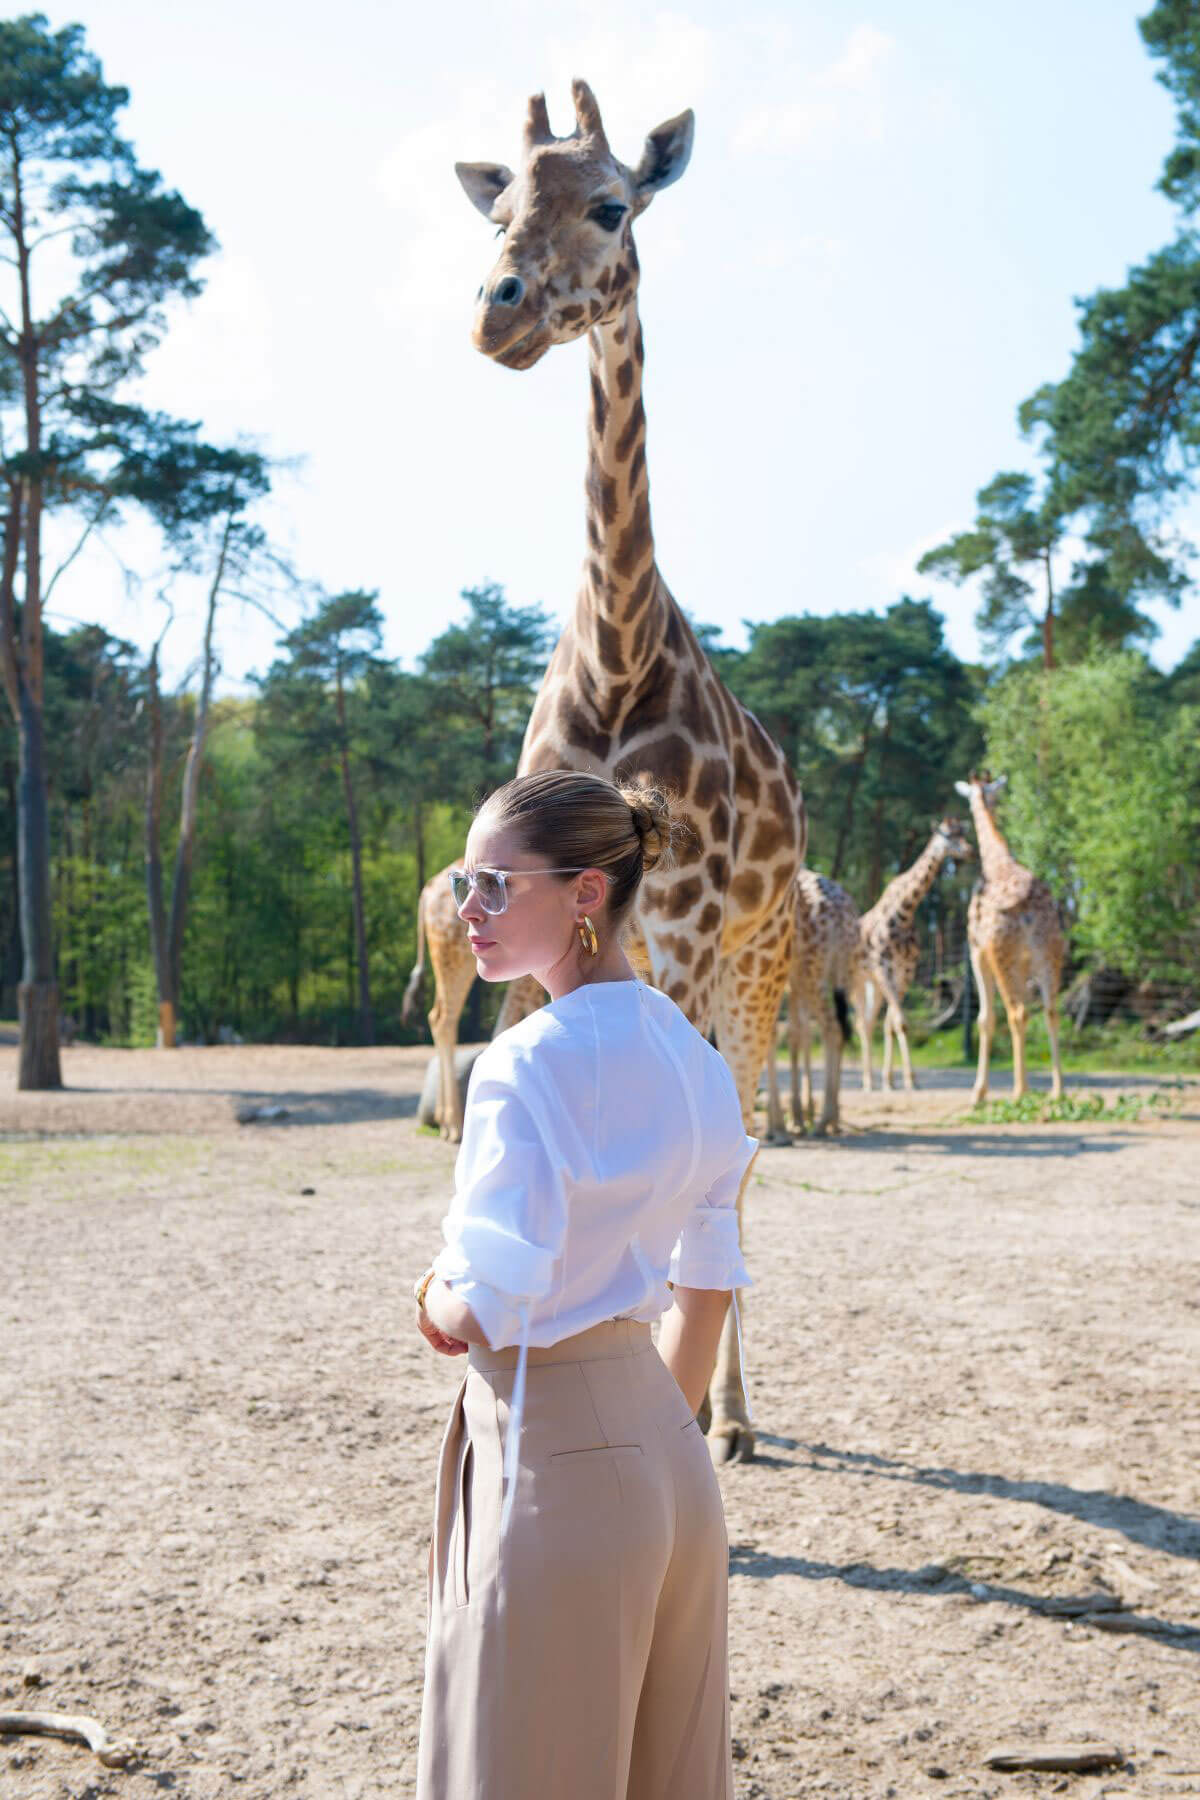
[855,819,973,1091]
[765,870,860,1136]
[451,80,806,1461]
[956,774,1065,1103]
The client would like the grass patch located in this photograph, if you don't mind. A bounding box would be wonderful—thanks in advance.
[900,1014,1199,1078]
[961,1088,1184,1126]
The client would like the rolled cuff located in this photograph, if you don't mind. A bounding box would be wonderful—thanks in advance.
[430,1251,526,1350]
[668,1208,752,1291]
[435,1211,559,1300]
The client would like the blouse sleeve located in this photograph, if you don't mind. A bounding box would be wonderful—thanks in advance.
[430,1060,566,1350]
[672,1051,755,1296]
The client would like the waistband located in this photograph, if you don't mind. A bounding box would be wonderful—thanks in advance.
[469,1318,652,1374]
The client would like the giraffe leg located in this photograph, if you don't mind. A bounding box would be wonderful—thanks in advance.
[814,990,842,1135]
[423,893,479,1142]
[788,983,805,1132]
[1033,953,1065,1099]
[890,999,917,1092]
[970,946,996,1107]
[1043,981,1064,1100]
[764,1026,786,1141]
[798,1008,813,1131]
[428,955,476,1143]
[705,912,794,1466]
[994,965,1028,1099]
[858,981,877,1092]
[881,1003,896,1090]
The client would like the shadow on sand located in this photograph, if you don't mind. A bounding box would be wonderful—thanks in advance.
[49,1085,420,1127]
[749,1437,1200,1562]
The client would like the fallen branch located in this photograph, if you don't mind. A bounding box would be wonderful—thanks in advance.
[0,1710,138,1768]
[984,1741,1123,1773]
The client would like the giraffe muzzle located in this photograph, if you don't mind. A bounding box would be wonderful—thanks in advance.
[472,300,552,369]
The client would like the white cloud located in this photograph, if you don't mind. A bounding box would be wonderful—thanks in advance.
[733,22,896,155]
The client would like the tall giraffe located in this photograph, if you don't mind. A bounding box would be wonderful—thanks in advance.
[453,81,805,1462]
[764,870,860,1136]
[956,773,1065,1104]
[856,819,972,1091]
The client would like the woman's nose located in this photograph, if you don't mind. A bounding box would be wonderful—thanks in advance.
[458,885,485,923]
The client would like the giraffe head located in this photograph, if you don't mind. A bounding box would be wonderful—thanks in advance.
[455,80,694,370]
[954,772,1007,813]
[932,816,973,861]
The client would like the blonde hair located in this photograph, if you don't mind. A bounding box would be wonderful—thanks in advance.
[477,769,678,925]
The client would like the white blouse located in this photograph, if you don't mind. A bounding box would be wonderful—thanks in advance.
[432,978,755,1347]
[431,978,756,1531]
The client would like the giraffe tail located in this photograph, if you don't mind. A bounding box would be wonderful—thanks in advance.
[833,987,851,1045]
[401,887,427,1029]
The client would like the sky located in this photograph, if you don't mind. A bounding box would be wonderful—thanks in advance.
[26,0,1200,689]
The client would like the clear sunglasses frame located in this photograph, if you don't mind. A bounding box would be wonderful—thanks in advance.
[448,865,585,917]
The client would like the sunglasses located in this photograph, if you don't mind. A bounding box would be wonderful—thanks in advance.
[448,865,584,917]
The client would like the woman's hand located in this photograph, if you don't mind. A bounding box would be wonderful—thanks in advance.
[417,1302,469,1357]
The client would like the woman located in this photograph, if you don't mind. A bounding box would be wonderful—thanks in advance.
[414,768,755,1800]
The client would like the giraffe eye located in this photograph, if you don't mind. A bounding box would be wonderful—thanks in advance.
[590,202,627,232]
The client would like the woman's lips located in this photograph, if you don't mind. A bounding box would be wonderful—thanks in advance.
[468,936,495,951]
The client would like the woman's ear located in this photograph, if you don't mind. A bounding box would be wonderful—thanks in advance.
[575,868,608,916]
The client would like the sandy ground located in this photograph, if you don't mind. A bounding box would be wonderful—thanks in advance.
[2,1042,1198,1800]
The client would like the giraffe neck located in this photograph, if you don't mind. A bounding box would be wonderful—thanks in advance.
[882,835,947,930]
[969,793,1016,882]
[577,296,664,683]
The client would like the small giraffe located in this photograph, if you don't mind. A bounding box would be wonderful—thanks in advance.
[456,81,806,1462]
[956,773,1065,1104]
[856,819,973,1092]
[765,870,860,1136]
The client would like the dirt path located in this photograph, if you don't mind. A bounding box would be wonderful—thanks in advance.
[3,1044,1198,1799]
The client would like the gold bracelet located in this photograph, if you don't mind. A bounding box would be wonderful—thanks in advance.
[413,1266,437,1312]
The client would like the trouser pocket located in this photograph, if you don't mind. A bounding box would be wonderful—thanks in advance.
[453,1438,474,1608]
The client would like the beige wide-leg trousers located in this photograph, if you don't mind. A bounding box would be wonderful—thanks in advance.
[416,1319,733,1800]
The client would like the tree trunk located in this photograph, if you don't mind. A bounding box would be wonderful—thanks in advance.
[162,520,230,1043]
[144,643,175,1045]
[335,660,373,1044]
[15,673,61,1088]
[1042,549,1056,671]
[2,149,61,1088]
[831,707,875,883]
[866,710,893,903]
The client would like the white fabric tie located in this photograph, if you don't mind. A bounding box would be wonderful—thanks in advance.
[499,1303,531,1539]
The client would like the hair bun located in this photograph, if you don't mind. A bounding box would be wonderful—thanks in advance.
[618,781,674,873]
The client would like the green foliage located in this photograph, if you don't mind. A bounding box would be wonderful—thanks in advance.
[963,1088,1180,1124]
[0,14,217,497]
[978,652,1200,979]
[418,582,555,797]
[715,599,983,910]
[918,470,1063,663]
[1141,0,1200,213]
[1004,5,1200,614]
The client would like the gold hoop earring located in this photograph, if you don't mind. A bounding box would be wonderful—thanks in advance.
[577,915,599,957]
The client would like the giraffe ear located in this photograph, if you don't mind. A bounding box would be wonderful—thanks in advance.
[631,109,695,213]
[984,774,1008,799]
[455,161,517,222]
[953,780,971,798]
